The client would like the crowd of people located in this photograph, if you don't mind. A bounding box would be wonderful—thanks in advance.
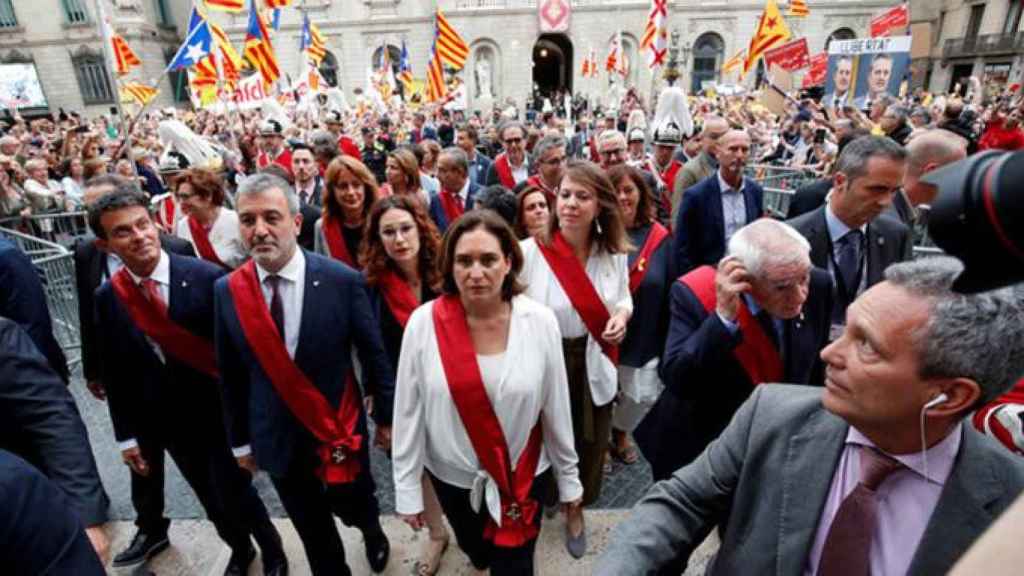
[1,72,1024,576]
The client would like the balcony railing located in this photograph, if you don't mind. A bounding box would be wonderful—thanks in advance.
[943,32,1024,59]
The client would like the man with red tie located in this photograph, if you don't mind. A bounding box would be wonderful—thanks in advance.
[89,185,287,576]
[428,147,479,233]
[214,173,395,576]
[256,120,293,173]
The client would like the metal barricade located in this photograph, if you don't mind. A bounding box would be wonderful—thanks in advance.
[0,227,80,369]
[0,211,90,248]
[745,164,823,196]
[762,188,794,219]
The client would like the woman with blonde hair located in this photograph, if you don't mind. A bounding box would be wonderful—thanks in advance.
[378,149,429,207]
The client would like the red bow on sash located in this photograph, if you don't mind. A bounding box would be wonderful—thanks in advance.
[110,269,220,378]
[227,261,363,484]
[628,223,670,294]
[679,265,783,384]
[379,269,420,328]
[536,232,619,364]
[494,154,516,189]
[439,190,465,225]
[433,295,544,547]
[187,216,228,269]
[322,214,357,268]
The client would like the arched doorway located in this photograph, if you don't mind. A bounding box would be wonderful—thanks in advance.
[532,34,572,98]
[825,28,856,52]
[319,51,339,88]
[372,44,405,97]
[691,33,724,93]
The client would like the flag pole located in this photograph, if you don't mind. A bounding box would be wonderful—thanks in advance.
[92,0,138,172]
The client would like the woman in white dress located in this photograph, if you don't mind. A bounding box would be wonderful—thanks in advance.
[393,210,582,576]
[173,168,246,269]
[518,160,633,558]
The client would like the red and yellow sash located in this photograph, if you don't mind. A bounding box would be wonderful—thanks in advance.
[227,261,363,484]
[536,231,619,364]
[679,265,783,384]
[322,214,357,268]
[433,295,544,547]
[187,215,227,269]
[110,268,219,378]
[628,223,670,294]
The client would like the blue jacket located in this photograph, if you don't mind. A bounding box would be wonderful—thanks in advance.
[214,250,394,477]
[428,181,480,233]
[468,152,493,187]
[94,253,226,444]
[672,174,764,274]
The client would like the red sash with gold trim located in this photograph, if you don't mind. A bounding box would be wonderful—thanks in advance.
[679,265,783,384]
[432,295,544,547]
[227,261,363,484]
[379,269,419,328]
[110,269,219,378]
[629,223,670,294]
[439,190,465,225]
[536,232,619,364]
[187,215,227,269]
[322,214,357,268]
[494,153,516,188]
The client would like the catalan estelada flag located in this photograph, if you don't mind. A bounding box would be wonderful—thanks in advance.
[744,0,793,74]
[111,34,142,76]
[204,0,244,12]
[244,0,280,86]
[788,0,809,17]
[121,82,159,105]
[434,9,469,71]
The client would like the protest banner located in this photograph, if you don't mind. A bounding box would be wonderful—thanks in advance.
[764,38,810,72]
[871,4,909,38]
[823,35,911,110]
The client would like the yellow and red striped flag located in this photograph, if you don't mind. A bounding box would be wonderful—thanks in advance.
[744,0,792,74]
[640,0,668,68]
[204,0,245,12]
[243,0,280,87]
[120,82,159,105]
[434,9,469,71]
[722,49,746,75]
[263,0,291,7]
[788,0,809,17]
[111,34,142,77]
[426,24,447,102]
[307,22,327,65]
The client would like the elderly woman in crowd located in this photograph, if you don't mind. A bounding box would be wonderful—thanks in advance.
[173,167,246,269]
[379,149,429,207]
[0,168,31,220]
[513,183,550,240]
[393,209,582,576]
[22,158,65,213]
[59,157,86,210]
[519,160,632,557]
[314,156,378,269]
[605,165,673,468]
[362,194,450,575]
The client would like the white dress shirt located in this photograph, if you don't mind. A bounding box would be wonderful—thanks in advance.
[233,249,306,458]
[119,250,172,452]
[174,207,247,269]
[518,237,633,406]
[392,295,583,522]
[511,159,529,185]
[717,170,748,243]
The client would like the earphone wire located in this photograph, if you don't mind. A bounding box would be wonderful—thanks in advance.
[919,402,931,484]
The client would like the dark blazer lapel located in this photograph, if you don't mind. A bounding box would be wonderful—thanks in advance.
[167,254,185,325]
[777,407,848,575]
[866,222,885,285]
[807,208,831,270]
[90,244,107,286]
[293,250,321,368]
[743,183,761,222]
[907,427,1003,575]
[708,177,726,245]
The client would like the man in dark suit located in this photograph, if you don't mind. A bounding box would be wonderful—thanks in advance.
[291,144,324,208]
[0,236,68,384]
[0,316,110,563]
[599,257,1024,576]
[786,176,832,219]
[259,162,320,252]
[429,146,480,233]
[72,174,196,567]
[884,129,967,228]
[672,130,764,274]
[90,189,287,576]
[636,218,832,483]
[215,174,394,576]
[787,135,913,329]
[0,449,105,575]
[484,120,531,188]
[455,123,492,187]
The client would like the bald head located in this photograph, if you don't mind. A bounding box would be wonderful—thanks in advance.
[701,115,730,156]
[904,130,967,206]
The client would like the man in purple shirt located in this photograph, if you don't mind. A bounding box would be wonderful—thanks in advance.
[596,256,1024,576]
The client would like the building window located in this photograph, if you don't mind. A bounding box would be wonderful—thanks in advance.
[73,53,115,104]
[0,0,18,28]
[154,0,173,28]
[1005,1,1022,35]
[691,32,724,94]
[62,0,90,25]
[966,4,985,39]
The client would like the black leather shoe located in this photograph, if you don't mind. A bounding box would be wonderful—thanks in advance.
[223,545,256,576]
[364,529,390,573]
[111,530,170,567]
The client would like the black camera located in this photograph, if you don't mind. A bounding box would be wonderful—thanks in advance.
[922,150,1024,293]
